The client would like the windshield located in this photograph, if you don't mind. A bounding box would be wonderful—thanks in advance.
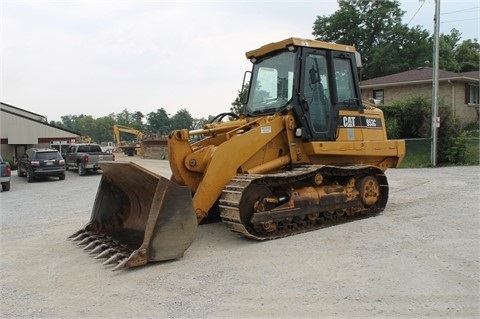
[245,51,296,115]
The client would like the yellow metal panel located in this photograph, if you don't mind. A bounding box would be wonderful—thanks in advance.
[246,37,357,59]
[304,140,404,157]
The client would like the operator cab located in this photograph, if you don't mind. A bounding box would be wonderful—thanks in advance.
[244,37,363,141]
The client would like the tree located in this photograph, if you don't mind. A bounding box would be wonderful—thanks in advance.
[454,38,480,72]
[192,115,216,130]
[230,83,249,116]
[131,111,145,130]
[313,0,405,78]
[56,116,72,129]
[367,25,432,78]
[146,108,171,134]
[115,109,144,130]
[170,108,194,130]
[94,115,116,142]
[312,1,478,79]
[55,114,95,138]
[438,29,462,72]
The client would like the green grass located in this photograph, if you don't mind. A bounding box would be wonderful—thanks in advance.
[401,139,432,168]
[464,138,480,165]
[400,138,479,168]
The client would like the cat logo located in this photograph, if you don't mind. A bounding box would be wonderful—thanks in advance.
[342,116,356,127]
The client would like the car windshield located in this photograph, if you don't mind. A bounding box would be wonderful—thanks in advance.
[245,51,296,116]
[35,152,61,160]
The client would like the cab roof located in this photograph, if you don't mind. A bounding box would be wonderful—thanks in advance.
[245,37,357,60]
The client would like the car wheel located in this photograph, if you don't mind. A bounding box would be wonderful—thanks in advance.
[17,167,25,177]
[59,173,65,180]
[78,163,86,176]
[2,182,10,191]
[27,168,34,183]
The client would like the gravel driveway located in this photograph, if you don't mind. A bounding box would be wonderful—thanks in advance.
[1,156,479,318]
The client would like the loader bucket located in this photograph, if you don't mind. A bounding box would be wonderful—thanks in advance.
[69,161,197,270]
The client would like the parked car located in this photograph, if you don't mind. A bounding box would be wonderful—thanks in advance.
[0,155,11,191]
[64,143,114,176]
[17,148,66,182]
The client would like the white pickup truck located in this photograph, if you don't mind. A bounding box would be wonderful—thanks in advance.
[64,144,115,176]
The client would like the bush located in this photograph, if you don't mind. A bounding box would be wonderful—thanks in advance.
[445,133,467,164]
[462,121,480,137]
[435,105,468,164]
[381,96,430,139]
[381,96,470,165]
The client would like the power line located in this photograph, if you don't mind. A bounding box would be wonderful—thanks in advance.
[441,7,479,15]
[407,0,426,26]
[441,17,479,24]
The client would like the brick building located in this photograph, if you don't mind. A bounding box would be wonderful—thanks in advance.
[360,68,479,125]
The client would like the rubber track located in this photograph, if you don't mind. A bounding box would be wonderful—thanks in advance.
[219,165,388,240]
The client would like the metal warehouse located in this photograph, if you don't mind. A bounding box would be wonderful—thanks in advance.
[0,102,79,162]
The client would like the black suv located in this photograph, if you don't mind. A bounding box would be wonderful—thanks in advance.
[17,148,66,182]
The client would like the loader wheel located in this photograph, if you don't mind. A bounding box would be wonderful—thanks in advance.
[239,185,273,232]
[358,176,380,207]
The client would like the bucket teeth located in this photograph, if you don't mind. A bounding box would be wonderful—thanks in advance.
[70,230,129,268]
[83,240,102,251]
[69,229,87,240]
[71,231,90,242]
[103,253,129,266]
[77,236,96,246]
[112,258,129,271]
[69,228,134,270]
[89,243,110,255]
[94,248,116,259]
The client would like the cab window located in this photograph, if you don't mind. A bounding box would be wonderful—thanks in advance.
[304,53,330,132]
[334,58,357,103]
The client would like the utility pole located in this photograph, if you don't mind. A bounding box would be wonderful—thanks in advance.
[431,0,440,166]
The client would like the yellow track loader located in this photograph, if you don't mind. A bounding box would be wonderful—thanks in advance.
[70,38,405,270]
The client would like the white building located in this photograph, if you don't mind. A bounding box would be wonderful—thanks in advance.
[0,102,79,161]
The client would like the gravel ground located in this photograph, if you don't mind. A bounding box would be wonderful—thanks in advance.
[1,155,479,318]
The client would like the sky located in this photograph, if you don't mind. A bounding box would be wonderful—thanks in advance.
[1,0,479,123]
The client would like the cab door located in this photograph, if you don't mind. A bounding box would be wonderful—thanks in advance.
[299,47,363,142]
[299,48,335,141]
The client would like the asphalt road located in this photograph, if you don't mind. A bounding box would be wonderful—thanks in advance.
[1,157,479,318]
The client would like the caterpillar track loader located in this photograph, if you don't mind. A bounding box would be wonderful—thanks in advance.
[70,38,405,270]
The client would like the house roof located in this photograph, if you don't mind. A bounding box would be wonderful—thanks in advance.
[0,102,80,136]
[360,67,480,88]
[460,70,480,79]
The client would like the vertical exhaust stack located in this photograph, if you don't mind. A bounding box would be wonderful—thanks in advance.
[69,162,197,270]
